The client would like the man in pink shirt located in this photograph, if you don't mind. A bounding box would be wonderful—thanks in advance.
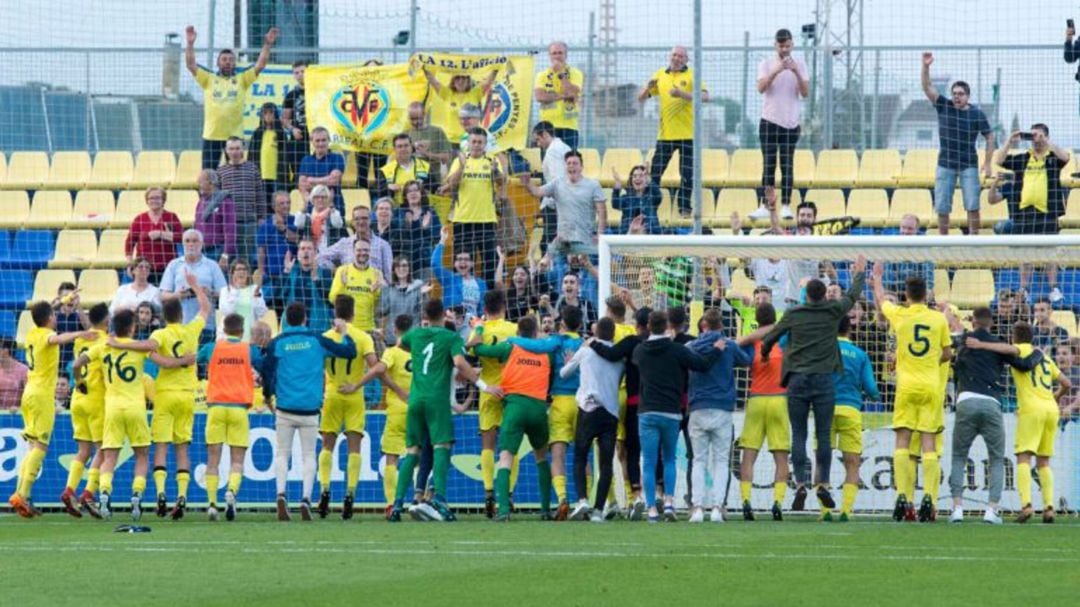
[0,338,28,411]
[750,29,809,221]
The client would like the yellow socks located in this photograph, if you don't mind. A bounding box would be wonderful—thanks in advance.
[66,459,86,492]
[1017,462,1032,506]
[773,481,787,504]
[553,474,567,503]
[893,449,911,499]
[741,481,752,502]
[17,448,45,498]
[86,467,100,494]
[841,483,858,515]
[509,455,521,492]
[318,449,333,490]
[346,453,361,496]
[205,474,219,505]
[132,475,147,496]
[383,463,398,504]
[227,472,242,495]
[153,467,167,496]
[922,452,940,502]
[176,470,190,500]
[1038,466,1054,509]
[100,471,114,495]
[480,448,495,492]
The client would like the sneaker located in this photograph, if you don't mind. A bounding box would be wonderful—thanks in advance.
[430,496,456,522]
[628,498,646,521]
[60,487,83,518]
[8,493,34,519]
[816,485,836,510]
[917,495,935,523]
[1043,506,1056,524]
[780,205,794,219]
[748,206,771,221]
[602,503,620,520]
[983,508,1003,525]
[742,500,755,521]
[820,511,833,522]
[207,504,219,522]
[79,490,102,519]
[590,511,606,523]
[170,496,187,521]
[410,502,441,522]
[130,493,142,522]
[484,492,496,519]
[710,507,724,523]
[892,495,909,522]
[100,493,113,521]
[792,485,808,511]
[904,502,917,522]
[1049,287,1064,304]
[1016,504,1034,524]
[771,501,784,521]
[299,499,313,521]
[386,506,402,523]
[663,504,677,522]
[688,507,705,523]
[1059,497,1070,516]
[317,490,331,519]
[838,512,850,523]
[647,508,660,523]
[569,500,591,521]
[342,494,355,521]
[555,499,570,521]
[156,492,168,518]
[949,506,964,523]
[224,490,236,522]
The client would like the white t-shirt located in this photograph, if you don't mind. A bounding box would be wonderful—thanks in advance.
[109,283,162,315]
[749,258,790,311]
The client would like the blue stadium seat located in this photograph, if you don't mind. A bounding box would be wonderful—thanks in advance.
[0,232,11,262]
[0,310,15,337]
[3,230,56,270]
[0,271,33,309]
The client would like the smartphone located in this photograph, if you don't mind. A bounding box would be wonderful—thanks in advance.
[1020,132,1034,141]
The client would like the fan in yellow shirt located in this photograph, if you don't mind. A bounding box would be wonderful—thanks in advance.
[7,301,100,519]
[73,308,195,521]
[361,314,414,512]
[316,295,379,520]
[533,42,584,145]
[871,263,952,523]
[329,239,383,332]
[422,67,496,142]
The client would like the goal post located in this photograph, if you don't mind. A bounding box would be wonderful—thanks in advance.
[599,233,1080,513]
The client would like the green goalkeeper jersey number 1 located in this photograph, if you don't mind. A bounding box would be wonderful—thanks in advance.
[400,326,465,406]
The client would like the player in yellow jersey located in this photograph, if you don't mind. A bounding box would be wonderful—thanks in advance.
[7,301,99,518]
[60,303,111,518]
[329,238,383,333]
[362,314,414,515]
[967,321,1071,523]
[466,289,519,518]
[316,294,380,520]
[73,309,194,520]
[871,264,952,522]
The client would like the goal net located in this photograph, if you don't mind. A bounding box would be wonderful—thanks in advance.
[600,233,1080,514]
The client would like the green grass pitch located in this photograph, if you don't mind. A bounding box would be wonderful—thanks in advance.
[4,512,1079,606]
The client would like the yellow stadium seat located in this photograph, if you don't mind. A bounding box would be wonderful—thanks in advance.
[933,269,951,300]
[657,190,676,226]
[888,189,934,227]
[715,188,761,226]
[71,190,115,229]
[3,152,50,190]
[344,189,372,218]
[94,229,131,269]
[698,188,717,224]
[896,149,938,188]
[27,191,73,229]
[47,151,92,190]
[787,149,816,188]
[812,149,857,188]
[342,152,358,188]
[857,149,901,188]
[112,190,147,228]
[644,148,687,189]
[846,189,889,228]
[803,189,846,218]
[166,189,199,227]
[579,148,602,181]
[86,151,134,189]
[1062,189,1080,229]
[1060,152,1079,189]
[702,149,729,188]
[727,149,763,188]
[290,189,307,214]
[16,310,33,347]
[0,191,30,229]
[518,147,541,174]
[78,269,120,307]
[950,189,1007,229]
[1051,311,1077,337]
[49,230,98,269]
[948,269,995,308]
[131,151,176,189]
[173,150,203,189]
[602,149,644,188]
[30,269,76,305]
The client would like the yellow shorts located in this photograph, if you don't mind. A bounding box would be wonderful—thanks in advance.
[739,395,790,452]
[20,391,55,445]
[71,394,105,443]
[831,406,863,454]
[381,405,407,456]
[616,389,628,441]
[150,391,194,444]
[548,395,578,445]
[102,407,151,449]
[893,386,942,434]
[478,391,504,432]
[205,406,250,447]
[320,394,366,435]
[1015,407,1059,457]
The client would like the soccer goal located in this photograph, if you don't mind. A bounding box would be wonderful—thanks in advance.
[599,233,1080,513]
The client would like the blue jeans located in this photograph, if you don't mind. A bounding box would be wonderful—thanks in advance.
[639,412,681,508]
[786,372,835,486]
[933,165,980,215]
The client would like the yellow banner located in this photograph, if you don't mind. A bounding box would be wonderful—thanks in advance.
[305,62,427,154]
[408,52,534,152]
[241,64,296,138]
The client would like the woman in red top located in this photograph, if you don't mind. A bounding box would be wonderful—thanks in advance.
[125,187,183,283]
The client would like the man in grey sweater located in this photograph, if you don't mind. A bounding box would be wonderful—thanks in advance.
[760,254,866,512]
